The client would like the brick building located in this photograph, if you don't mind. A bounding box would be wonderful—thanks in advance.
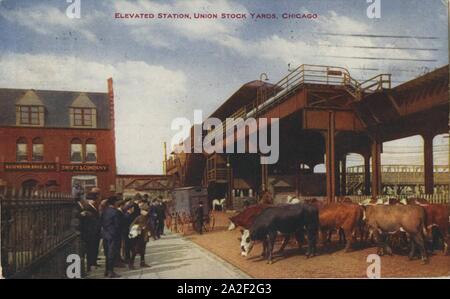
[0,79,117,198]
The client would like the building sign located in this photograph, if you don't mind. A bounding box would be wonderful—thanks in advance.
[4,162,57,171]
[61,164,109,172]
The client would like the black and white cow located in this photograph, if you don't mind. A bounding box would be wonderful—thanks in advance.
[240,203,319,264]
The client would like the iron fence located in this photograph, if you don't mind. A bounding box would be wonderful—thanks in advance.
[1,187,78,278]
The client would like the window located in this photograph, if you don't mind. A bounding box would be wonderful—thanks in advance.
[71,138,83,163]
[73,108,94,127]
[15,91,45,127]
[32,137,44,162]
[19,106,41,125]
[16,137,28,162]
[85,139,97,162]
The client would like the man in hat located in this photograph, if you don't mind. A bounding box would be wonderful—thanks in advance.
[128,203,151,269]
[149,199,160,240]
[114,200,128,267]
[84,192,101,271]
[100,196,121,278]
[194,201,205,235]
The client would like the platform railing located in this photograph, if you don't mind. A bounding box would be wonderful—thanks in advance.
[204,64,391,145]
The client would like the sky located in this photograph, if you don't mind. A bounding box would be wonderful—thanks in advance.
[0,0,448,174]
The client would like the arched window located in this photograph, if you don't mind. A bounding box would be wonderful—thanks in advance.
[85,138,97,162]
[16,137,28,162]
[32,137,44,161]
[71,138,83,163]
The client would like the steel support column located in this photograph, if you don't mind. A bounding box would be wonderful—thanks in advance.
[364,154,371,195]
[371,140,382,198]
[325,112,336,202]
[423,134,434,195]
[261,162,268,193]
[340,157,347,196]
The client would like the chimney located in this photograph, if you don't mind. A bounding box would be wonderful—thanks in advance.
[107,78,115,130]
[107,78,117,177]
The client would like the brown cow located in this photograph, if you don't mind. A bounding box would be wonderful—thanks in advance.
[228,204,271,230]
[406,198,449,254]
[423,204,449,254]
[317,203,364,252]
[365,205,428,263]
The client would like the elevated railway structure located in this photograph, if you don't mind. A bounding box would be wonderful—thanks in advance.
[165,64,449,206]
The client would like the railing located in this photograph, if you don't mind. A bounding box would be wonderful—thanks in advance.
[204,64,391,145]
[347,164,449,174]
[345,194,449,205]
[1,187,77,278]
[296,195,449,205]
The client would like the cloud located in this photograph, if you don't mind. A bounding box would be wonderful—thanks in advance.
[0,53,187,174]
[220,11,434,84]
[113,0,249,49]
[112,1,436,83]
[0,4,99,42]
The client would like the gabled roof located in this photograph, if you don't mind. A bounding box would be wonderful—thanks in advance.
[0,88,111,129]
[71,93,96,108]
[16,90,44,106]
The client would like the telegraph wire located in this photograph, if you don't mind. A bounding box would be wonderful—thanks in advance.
[315,32,440,39]
[318,44,439,51]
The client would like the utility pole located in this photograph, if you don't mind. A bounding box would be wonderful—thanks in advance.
[163,142,168,175]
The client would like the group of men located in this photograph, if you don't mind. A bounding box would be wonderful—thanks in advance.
[74,189,167,278]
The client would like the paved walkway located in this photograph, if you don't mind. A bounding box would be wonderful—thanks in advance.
[88,232,250,279]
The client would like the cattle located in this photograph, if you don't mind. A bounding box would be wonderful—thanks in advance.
[228,204,271,230]
[407,199,449,254]
[422,204,449,254]
[402,198,449,254]
[240,203,319,264]
[317,203,365,252]
[212,198,226,211]
[364,205,428,263]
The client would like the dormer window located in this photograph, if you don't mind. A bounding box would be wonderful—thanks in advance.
[19,106,42,125]
[73,108,94,126]
[70,93,97,128]
[15,90,45,127]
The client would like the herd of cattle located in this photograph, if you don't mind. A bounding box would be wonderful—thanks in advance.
[228,197,449,264]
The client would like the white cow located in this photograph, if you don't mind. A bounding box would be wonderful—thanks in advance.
[212,198,226,211]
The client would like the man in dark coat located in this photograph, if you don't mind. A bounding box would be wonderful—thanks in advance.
[195,201,205,235]
[73,197,90,273]
[119,199,137,264]
[114,200,127,267]
[149,200,160,240]
[84,194,101,271]
[156,199,166,236]
[100,196,121,278]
